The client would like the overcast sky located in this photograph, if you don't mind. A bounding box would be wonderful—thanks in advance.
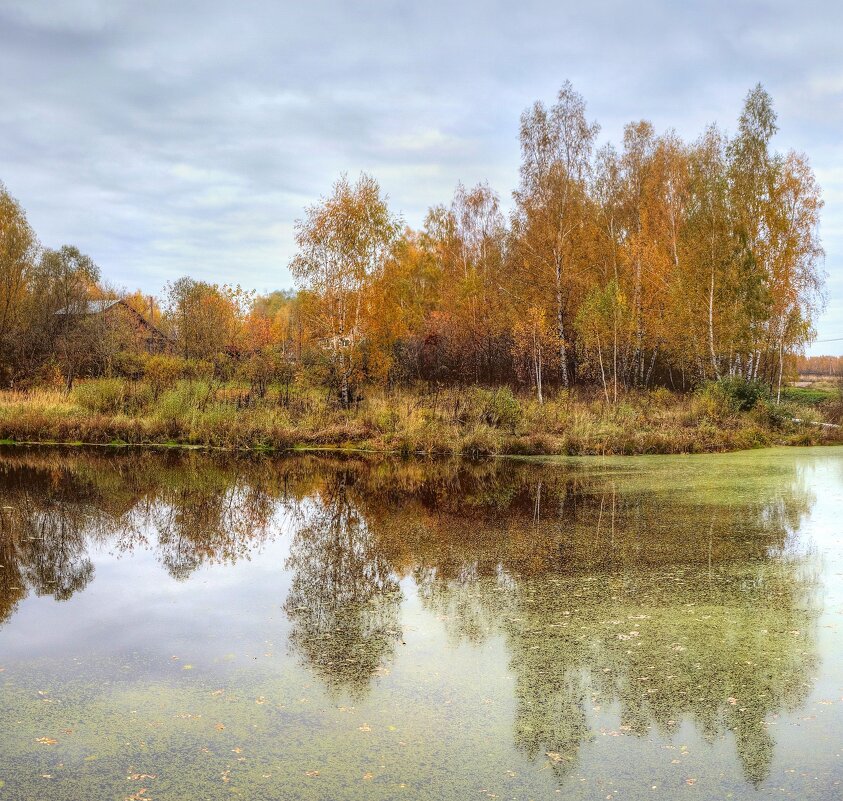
[1,0,841,354]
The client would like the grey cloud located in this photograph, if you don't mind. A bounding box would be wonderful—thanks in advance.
[0,0,841,350]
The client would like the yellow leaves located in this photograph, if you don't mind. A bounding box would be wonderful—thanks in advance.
[35,737,57,745]
[127,774,156,781]
[357,723,371,732]
[363,772,374,780]
[305,770,320,778]
[214,723,225,731]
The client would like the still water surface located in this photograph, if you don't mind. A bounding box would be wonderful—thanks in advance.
[0,446,841,800]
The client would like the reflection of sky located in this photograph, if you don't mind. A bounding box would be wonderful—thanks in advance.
[1,512,298,673]
[751,450,843,790]
[0,448,842,798]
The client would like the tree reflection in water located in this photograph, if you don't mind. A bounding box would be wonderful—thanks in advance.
[0,448,823,787]
[284,470,402,697]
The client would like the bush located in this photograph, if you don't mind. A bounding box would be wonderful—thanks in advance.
[751,398,793,430]
[124,381,154,414]
[473,387,522,432]
[72,378,126,414]
[112,351,146,380]
[823,381,843,425]
[183,359,215,380]
[144,355,187,397]
[718,377,768,411]
[156,380,215,422]
[697,377,768,416]
[648,386,674,408]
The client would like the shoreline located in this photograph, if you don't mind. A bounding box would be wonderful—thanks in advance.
[0,428,840,458]
[1,382,840,458]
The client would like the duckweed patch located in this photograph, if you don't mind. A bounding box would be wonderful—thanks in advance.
[0,447,842,799]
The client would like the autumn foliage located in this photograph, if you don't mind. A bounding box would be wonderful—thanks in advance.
[0,84,827,405]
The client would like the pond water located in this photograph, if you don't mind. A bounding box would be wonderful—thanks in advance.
[0,446,841,800]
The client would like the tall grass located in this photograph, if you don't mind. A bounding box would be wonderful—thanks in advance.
[0,378,840,454]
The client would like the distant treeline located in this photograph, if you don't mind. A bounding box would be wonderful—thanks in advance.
[0,83,826,402]
[796,355,843,377]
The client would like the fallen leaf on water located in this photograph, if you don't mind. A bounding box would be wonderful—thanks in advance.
[215,723,225,731]
[35,737,57,745]
[305,770,320,778]
[358,724,371,732]
[363,772,374,780]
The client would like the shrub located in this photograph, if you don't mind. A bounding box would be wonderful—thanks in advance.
[824,381,843,425]
[648,386,674,408]
[696,377,768,418]
[144,355,187,397]
[718,377,768,411]
[30,361,65,390]
[72,378,126,414]
[180,359,213,380]
[124,381,154,414]
[751,399,793,430]
[155,380,215,422]
[465,387,521,431]
[112,351,146,380]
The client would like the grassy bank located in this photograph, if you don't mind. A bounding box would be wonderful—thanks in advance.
[0,379,840,456]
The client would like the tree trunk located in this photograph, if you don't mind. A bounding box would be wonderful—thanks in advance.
[535,335,543,405]
[556,259,569,388]
[597,333,610,405]
[708,270,720,379]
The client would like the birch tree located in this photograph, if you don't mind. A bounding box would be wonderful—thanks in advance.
[512,82,599,386]
[290,174,400,406]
